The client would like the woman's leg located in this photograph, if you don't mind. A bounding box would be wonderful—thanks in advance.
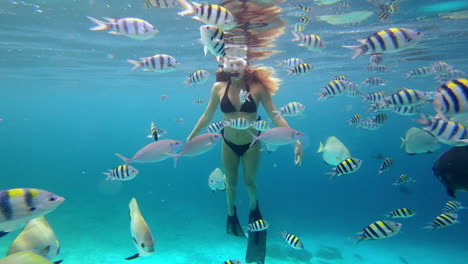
[222,141,241,216]
[242,142,261,210]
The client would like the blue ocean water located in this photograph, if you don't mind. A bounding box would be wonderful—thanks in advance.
[0,0,467,263]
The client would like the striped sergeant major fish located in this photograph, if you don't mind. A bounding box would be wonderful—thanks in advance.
[286,63,313,75]
[177,0,237,30]
[193,98,205,104]
[343,28,424,59]
[405,67,432,79]
[424,213,459,230]
[272,102,306,118]
[344,104,353,112]
[126,198,155,260]
[431,61,453,73]
[296,4,311,12]
[251,120,271,132]
[370,54,384,65]
[143,0,179,8]
[289,23,307,32]
[392,174,416,186]
[0,189,65,238]
[184,70,210,87]
[363,77,386,86]
[443,201,465,213]
[207,120,225,134]
[327,158,363,179]
[247,219,269,232]
[200,25,226,57]
[291,31,326,51]
[317,80,353,102]
[416,114,468,146]
[392,105,421,116]
[358,120,380,130]
[6,216,61,262]
[86,17,158,40]
[367,64,390,73]
[381,89,430,108]
[348,114,361,126]
[146,121,167,141]
[286,10,308,17]
[298,16,312,23]
[276,58,304,68]
[371,113,388,125]
[378,157,393,175]
[127,54,180,72]
[385,208,416,218]
[433,78,468,121]
[281,232,304,250]
[362,91,386,103]
[222,260,241,264]
[434,70,466,83]
[355,220,402,244]
[333,75,348,81]
[102,165,139,181]
[223,118,251,130]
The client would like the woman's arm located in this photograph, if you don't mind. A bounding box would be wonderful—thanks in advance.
[260,86,303,166]
[187,83,221,141]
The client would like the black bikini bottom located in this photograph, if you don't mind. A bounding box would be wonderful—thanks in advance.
[221,129,261,157]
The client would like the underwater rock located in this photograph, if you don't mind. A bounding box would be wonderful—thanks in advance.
[432,146,468,197]
[315,245,343,261]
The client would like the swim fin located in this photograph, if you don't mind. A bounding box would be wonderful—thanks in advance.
[246,201,266,264]
[227,206,246,237]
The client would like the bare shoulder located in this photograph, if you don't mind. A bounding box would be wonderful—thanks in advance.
[250,81,268,98]
[212,81,227,92]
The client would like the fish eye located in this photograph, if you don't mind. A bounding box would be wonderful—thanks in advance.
[49,197,57,202]
[141,243,145,248]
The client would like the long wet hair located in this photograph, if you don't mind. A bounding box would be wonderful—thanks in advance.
[215,66,280,96]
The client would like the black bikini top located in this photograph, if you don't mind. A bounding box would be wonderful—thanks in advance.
[220,80,257,113]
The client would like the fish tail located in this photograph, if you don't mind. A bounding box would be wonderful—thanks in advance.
[247,130,259,148]
[115,153,131,166]
[354,235,365,245]
[275,60,284,67]
[423,225,435,231]
[165,153,181,168]
[342,44,366,59]
[125,253,141,260]
[400,137,406,149]
[177,0,195,16]
[272,110,282,118]
[285,68,294,75]
[183,79,191,87]
[127,59,143,71]
[87,16,111,31]
[414,113,430,126]
[53,260,64,264]
[291,30,301,42]
[326,170,338,180]
[102,172,112,180]
[317,141,324,153]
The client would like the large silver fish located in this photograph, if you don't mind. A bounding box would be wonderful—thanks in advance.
[127,198,155,260]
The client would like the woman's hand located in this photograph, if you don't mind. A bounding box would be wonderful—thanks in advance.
[294,140,303,166]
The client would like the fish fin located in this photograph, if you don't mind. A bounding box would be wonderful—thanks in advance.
[53,260,64,264]
[291,30,302,41]
[400,137,406,149]
[285,68,294,75]
[317,141,324,153]
[0,231,9,238]
[272,110,282,118]
[326,170,338,180]
[191,16,205,23]
[265,144,278,152]
[102,17,116,23]
[177,0,195,16]
[115,153,131,165]
[40,245,51,256]
[204,46,209,56]
[165,153,181,168]
[125,253,140,260]
[458,139,468,144]
[222,120,231,127]
[342,45,365,59]
[354,235,365,245]
[275,60,284,67]
[108,31,122,36]
[126,60,143,71]
[247,130,260,148]
[147,134,153,138]
[86,16,111,31]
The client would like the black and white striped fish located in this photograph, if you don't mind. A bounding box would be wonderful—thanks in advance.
[317,80,353,102]
[442,201,465,213]
[298,16,312,23]
[272,102,305,118]
[185,70,210,87]
[0,188,65,237]
[127,54,180,72]
[431,61,453,73]
[296,4,311,12]
[222,260,242,264]
[343,28,423,59]
[434,70,466,83]
[385,208,416,218]
[333,75,348,81]
[382,89,430,107]
[102,165,139,181]
[146,121,167,141]
[290,23,307,32]
[362,91,386,103]
[371,113,388,125]
[281,232,304,250]
[251,120,271,131]
[328,158,362,179]
[392,105,421,116]
[424,213,459,230]
[286,63,313,75]
[143,0,178,8]
[248,219,269,232]
[223,118,251,130]
[363,77,386,86]
[348,114,361,126]
[276,58,304,68]
[87,17,158,40]
[291,31,326,51]
[207,120,225,133]
[370,54,384,65]
[344,104,353,112]
[200,25,226,57]
[177,0,236,30]
[433,78,468,120]
[367,64,390,73]
[358,120,380,130]
[193,99,205,104]
[405,67,432,79]
[392,174,416,185]
[378,157,393,175]
[355,220,402,244]
[417,114,468,146]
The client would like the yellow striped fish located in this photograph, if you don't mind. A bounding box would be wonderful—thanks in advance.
[417,114,468,146]
[370,54,384,65]
[286,63,313,75]
[248,219,269,232]
[127,54,180,72]
[405,67,432,79]
[343,28,423,59]
[424,213,459,230]
[385,208,416,218]
[378,158,393,175]
[146,121,167,141]
[144,0,178,8]
[327,158,362,179]
[442,201,465,213]
[291,31,326,51]
[281,232,304,250]
[392,174,416,185]
[383,89,430,107]
[348,114,361,126]
[87,17,158,40]
[222,260,241,264]
[102,165,139,181]
[355,220,402,244]
[177,0,236,30]
[433,79,468,120]
[184,70,210,87]
[289,23,307,32]
[0,189,65,238]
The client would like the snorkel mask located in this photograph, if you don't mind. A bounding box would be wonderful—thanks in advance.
[218,45,249,77]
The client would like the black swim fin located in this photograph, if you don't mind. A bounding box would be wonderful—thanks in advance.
[246,201,266,264]
[227,206,246,237]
